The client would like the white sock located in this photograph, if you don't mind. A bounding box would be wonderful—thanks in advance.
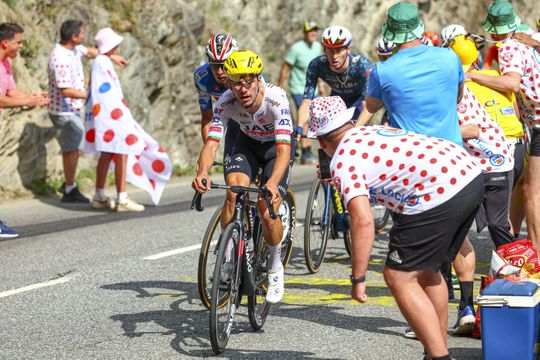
[65,183,76,193]
[95,188,106,199]
[268,244,282,273]
[117,192,128,203]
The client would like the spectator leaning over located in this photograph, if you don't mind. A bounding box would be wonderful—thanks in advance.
[364,1,472,341]
[279,21,324,164]
[48,20,127,203]
[469,1,540,250]
[0,23,49,238]
[308,96,483,360]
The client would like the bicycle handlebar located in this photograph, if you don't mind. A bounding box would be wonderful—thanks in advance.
[190,179,277,219]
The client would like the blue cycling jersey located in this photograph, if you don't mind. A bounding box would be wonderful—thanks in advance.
[193,63,228,111]
[303,53,372,107]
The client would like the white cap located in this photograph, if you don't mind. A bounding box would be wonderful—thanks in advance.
[95,27,123,54]
[307,96,355,138]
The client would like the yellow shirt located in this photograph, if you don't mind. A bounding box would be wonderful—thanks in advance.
[466,69,524,139]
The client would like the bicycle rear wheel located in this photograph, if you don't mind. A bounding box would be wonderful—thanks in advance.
[248,220,271,330]
[372,203,390,233]
[278,189,297,267]
[197,206,222,309]
[304,178,331,273]
[209,222,241,354]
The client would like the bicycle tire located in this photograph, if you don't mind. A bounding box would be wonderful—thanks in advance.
[209,222,241,354]
[279,189,297,267]
[248,219,271,330]
[343,214,352,257]
[372,204,390,233]
[197,206,223,309]
[304,178,331,274]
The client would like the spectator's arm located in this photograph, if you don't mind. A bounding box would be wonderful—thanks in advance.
[356,101,374,126]
[85,47,99,58]
[460,124,479,140]
[279,63,290,89]
[60,88,87,99]
[468,71,521,94]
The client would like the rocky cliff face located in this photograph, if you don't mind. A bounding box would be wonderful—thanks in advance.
[0,0,537,191]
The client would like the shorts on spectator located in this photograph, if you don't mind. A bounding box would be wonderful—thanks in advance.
[529,128,540,157]
[49,113,84,152]
[386,175,484,272]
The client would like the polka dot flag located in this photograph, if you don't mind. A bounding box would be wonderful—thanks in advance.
[83,55,171,205]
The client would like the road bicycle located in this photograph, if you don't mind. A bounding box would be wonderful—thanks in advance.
[192,180,294,354]
[303,178,390,273]
[195,165,296,309]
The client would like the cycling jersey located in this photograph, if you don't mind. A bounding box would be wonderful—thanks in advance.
[193,63,227,111]
[303,53,372,107]
[330,125,481,215]
[208,84,293,145]
[458,86,514,174]
[466,69,523,139]
[498,30,540,128]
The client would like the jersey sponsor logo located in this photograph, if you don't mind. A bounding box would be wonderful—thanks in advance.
[376,128,408,137]
[318,115,330,126]
[195,69,208,81]
[371,186,420,206]
[281,109,290,115]
[278,118,291,126]
[501,51,513,63]
[275,129,292,135]
[211,116,221,123]
[266,97,280,108]
[483,100,500,108]
[489,154,505,167]
[500,106,515,116]
[389,250,402,264]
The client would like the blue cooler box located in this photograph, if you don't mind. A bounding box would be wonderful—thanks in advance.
[478,279,540,360]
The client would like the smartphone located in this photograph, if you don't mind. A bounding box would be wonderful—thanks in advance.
[318,149,332,180]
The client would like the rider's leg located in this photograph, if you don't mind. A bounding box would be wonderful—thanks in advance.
[221,172,250,229]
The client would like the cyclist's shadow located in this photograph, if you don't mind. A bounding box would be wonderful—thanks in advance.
[101,280,338,359]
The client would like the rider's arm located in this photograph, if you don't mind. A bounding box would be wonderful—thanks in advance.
[347,195,375,303]
[200,109,213,143]
[297,98,312,130]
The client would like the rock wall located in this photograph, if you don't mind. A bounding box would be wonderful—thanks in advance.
[0,0,537,191]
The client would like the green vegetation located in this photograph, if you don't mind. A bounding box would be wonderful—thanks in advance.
[19,34,40,74]
[3,0,17,10]
[25,177,63,196]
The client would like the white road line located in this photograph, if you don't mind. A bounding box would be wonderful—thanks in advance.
[0,276,72,299]
[144,223,304,261]
[143,241,216,260]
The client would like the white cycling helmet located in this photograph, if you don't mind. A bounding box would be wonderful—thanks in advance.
[206,34,238,63]
[321,26,352,48]
[376,37,395,56]
[441,24,467,47]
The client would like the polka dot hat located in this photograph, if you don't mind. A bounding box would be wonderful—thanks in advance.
[308,96,356,138]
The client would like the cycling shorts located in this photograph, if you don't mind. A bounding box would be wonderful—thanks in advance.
[530,128,540,157]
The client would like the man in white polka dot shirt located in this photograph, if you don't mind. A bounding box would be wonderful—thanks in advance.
[469,1,540,251]
[308,96,484,360]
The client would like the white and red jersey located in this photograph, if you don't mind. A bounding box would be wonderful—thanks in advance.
[207,84,293,146]
[47,44,87,114]
[330,126,481,215]
[498,30,540,127]
[458,86,513,173]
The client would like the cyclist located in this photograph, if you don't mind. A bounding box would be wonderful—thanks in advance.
[192,50,294,304]
[193,34,238,143]
[308,96,483,360]
[471,1,540,251]
[375,37,395,127]
[296,25,373,142]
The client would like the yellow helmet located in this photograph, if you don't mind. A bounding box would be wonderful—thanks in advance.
[224,50,263,81]
[449,34,478,67]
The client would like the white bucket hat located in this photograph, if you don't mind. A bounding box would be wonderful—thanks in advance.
[307,96,355,138]
[95,27,123,54]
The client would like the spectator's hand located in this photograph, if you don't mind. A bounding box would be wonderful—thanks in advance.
[192,173,210,193]
[351,283,368,303]
[28,93,50,107]
[464,66,475,82]
[513,32,540,51]
[110,54,128,68]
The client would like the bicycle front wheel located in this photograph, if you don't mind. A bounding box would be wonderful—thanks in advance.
[372,204,390,233]
[197,206,222,309]
[279,189,297,268]
[248,221,271,330]
[304,178,331,273]
[209,222,241,355]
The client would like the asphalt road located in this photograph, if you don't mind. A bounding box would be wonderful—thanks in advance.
[0,164,497,359]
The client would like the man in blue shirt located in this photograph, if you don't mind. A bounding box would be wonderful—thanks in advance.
[365,2,469,359]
